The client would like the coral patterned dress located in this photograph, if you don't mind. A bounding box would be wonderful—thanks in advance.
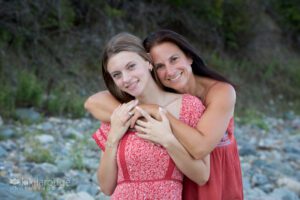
[92,94,205,200]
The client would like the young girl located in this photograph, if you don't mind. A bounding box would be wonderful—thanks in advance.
[92,33,209,199]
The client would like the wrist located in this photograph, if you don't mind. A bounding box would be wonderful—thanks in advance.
[162,134,176,149]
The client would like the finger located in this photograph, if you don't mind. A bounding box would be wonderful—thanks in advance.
[136,106,153,122]
[159,107,168,122]
[135,133,150,140]
[135,125,149,134]
[136,120,148,128]
[130,110,142,128]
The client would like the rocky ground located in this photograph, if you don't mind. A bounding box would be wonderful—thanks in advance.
[0,109,299,200]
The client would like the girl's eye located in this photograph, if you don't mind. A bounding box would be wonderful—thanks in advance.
[112,73,121,79]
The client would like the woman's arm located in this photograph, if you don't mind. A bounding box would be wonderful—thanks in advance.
[85,91,138,123]
[84,91,120,122]
[135,108,210,185]
[169,84,235,159]
[164,134,210,185]
[137,84,235,160]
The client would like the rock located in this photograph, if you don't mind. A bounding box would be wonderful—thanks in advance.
[0,146,8,157]
[30,163,58,179]
[15,108,42,123]
[278,177,300,195]
[35,134,55,144]
[0,182,42,200]
[76,183,99,196]
[268,188,299,200]
[63,191,95,200]
[0,127,16,140]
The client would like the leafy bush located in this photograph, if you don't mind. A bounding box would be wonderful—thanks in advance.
[45,86,85,118]
[15,71,43,108]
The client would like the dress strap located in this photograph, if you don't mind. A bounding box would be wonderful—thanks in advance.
[164,159,176,179]
[203,81,219,104]
[119,134,131,180]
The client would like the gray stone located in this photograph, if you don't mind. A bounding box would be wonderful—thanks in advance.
[35,134,55,144]
[269,188,299,200]
[63,191,95,200]
[0,182,42,200]
[76,183,99,196]
[15,108,42,123]
[0,146,8,157]
[0,127,16,140]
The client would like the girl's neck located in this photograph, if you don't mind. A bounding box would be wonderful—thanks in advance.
[136,79,177,107]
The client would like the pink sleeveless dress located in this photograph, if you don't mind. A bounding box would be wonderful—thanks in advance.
[183,119,244,200]
[92,94,205,200]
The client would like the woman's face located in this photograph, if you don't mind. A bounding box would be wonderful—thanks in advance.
[149,42,193,92]
[107,51,152,97]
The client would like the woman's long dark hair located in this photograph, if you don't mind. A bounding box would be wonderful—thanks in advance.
[143,30,235,91]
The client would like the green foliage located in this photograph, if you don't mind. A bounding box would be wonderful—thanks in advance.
[15,71,43,108]
[104,4,125,17]
[24,140,55,164]
[41,0,76,31]
[222,0,254,51]
[239,109,269,131]
[45,86,85,118]
[0,84,15,118]
[272,0,300,35]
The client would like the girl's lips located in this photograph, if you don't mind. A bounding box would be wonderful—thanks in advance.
[126,80,139,91]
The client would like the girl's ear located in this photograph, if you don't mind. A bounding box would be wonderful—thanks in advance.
[148,62,153,71]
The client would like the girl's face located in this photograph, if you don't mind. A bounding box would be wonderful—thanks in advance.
[107,51,152,97]
[149,42,193,92]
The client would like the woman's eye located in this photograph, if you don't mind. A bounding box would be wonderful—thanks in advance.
[170,56,178,63]
[155,64,164,70]
[128,63,136,69]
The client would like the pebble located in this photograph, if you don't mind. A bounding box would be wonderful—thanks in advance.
[0,114,299,200]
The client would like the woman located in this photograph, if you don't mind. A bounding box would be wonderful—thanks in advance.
[93,32,210,199]
[86,30,243,199]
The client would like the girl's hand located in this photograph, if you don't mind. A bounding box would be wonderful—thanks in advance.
[109,100,137,142]
[134,107,175,147]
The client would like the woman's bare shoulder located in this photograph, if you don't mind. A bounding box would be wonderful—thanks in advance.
[206,82,236,107]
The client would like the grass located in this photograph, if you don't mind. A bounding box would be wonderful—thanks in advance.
[24,139,55,164]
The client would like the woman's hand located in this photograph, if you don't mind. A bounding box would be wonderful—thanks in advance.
[134,107,175,147]
[109,100,137,142]
[130,104,160,128]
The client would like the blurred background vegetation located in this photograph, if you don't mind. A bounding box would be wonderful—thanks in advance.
[0,0,299,119]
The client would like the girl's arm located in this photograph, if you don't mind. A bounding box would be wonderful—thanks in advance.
[135,108,210,185]
[84,91,120,122]
[97,103,133,195]
[97,137,118,195]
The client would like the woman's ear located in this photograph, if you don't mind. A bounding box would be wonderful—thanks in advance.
[188,56,193,65]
